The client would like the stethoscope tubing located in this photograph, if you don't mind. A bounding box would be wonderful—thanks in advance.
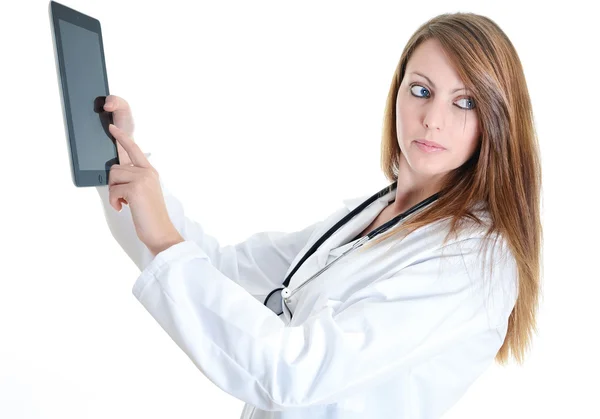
[263,181,441,317]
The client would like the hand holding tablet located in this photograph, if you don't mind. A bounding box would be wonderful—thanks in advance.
[50,2,180,255]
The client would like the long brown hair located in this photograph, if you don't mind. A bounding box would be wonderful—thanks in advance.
[362,12,543,365]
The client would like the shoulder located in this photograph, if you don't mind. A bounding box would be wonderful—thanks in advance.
[383,201,514,275]
[413,210,518,304]
[391,214,518,324]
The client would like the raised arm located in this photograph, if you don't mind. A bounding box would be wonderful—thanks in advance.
[98,94,336,303]
[96,160,333,302]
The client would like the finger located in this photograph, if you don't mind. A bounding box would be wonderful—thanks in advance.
[115,137,132,166]
[109,124,151,168]
[108,183,129,212]
[104,95,130,112]
[108,164,137,187]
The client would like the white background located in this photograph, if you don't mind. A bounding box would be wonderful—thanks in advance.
[1,0,598,418]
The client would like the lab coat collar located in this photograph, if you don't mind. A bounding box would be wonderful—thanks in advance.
[314,185,397,269]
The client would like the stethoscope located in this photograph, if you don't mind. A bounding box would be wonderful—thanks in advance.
[263,180,441,317]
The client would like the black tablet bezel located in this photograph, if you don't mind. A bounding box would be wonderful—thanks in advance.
[49,1,118,187]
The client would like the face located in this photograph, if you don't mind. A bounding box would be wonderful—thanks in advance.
[396,38,481,186]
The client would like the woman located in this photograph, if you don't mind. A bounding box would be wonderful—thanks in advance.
[96,11,542,419]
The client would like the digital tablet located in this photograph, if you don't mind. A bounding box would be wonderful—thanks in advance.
[49,1,119,187]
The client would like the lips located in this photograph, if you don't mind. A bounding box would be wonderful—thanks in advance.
[415,139,445,149]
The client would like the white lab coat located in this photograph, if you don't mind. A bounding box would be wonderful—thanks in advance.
[96,155,518,419]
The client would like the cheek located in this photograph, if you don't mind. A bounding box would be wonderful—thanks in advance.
[451,113,480,151]
[451,133,481,167]
[396,99,417,137]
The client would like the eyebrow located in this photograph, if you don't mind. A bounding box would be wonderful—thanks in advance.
[409,71,468,94]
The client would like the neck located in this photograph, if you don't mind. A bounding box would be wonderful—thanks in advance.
[389,162,445,215]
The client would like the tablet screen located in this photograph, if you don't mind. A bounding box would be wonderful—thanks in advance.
[58,18,115,171]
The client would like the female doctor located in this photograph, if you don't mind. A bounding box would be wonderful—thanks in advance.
[96,12,542,419]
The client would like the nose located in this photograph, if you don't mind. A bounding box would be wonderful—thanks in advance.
[422,99,447,130]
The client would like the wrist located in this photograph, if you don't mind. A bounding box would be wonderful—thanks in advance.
[149,231,185,257]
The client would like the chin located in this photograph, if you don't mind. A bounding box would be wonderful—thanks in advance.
[407,159,448,177]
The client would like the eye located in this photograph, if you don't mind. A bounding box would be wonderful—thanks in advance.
[410,84,430,98]
[409,84,476,110]
[456,97,476,110]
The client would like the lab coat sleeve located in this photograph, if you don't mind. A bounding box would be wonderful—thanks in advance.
[96,154,325,301]
[131,232,519,411]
